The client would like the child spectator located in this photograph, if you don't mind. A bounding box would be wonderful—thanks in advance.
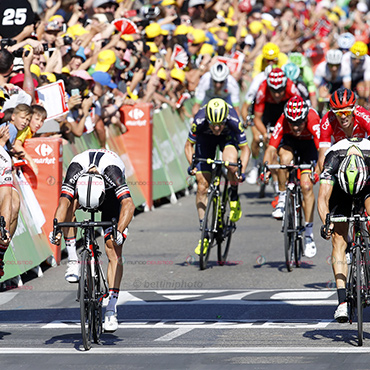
[13,105,47,175]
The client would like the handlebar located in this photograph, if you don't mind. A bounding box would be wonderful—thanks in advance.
[53,217,117,241]
[191,154,242,178]
[327,214,370,224]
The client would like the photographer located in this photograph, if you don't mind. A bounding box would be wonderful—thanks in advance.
[63,76,94,137]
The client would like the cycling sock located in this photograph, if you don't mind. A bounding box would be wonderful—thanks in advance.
[199,218,204,230]
[65,237,78,261]
[305,223,313,238]
[229,185,239,201]
[106,288,120,313]
[273,181,279,194]
[337,288,346,304]
[277,190,286,203]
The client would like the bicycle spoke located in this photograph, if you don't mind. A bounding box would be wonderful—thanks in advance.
[356,246,364,346]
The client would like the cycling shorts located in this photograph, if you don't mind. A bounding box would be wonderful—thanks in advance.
[195,134,239,173]
[329,182,370,217]
[279,135,318,164]
[263,101,286,127]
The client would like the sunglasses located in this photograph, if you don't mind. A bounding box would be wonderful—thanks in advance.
[115,47,125,52]
[181,18,192,24]
[332,107,355,117]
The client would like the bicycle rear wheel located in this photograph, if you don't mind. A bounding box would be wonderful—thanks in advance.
[217,189,233,266]
[294,189,303,268]
[200,190,217,270]
[284,189,295,272]
[356,246,364,346]
[80,249,93,350]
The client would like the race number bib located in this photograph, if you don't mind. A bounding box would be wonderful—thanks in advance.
[0,0,34,38]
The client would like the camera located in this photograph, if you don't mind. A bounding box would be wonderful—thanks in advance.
[63,35,73,46]
[12,43,48,58]
[140,6,160,20]
[0,38,17,49]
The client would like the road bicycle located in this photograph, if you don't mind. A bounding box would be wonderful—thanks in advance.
[53,214,117,350]
[191,155,241,270]
[265,162,314,272]
[325,202,370,346]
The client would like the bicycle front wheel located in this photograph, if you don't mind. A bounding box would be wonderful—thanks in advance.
[294,189,303,268]
[356,246,364,346]
[284,189,295,272]
[217,189,233,266]
[200,190,217,270]
[92,258,103,344]
[80,250,93,350]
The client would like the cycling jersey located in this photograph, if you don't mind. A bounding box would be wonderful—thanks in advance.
[321,138,370,184]
[0,146,12,188]
[194,72,240,107]
[319,105,370,148]
[269,108,321,149]
[188,104,247,146]
[61,149,131,202]
[244,71,266,104]
[252,52,288,78]
[342,52,370,85]
[314,61,351,92]
[301,65,317,94]
[254,79,300,114]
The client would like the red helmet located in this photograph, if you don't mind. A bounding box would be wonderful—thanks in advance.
[266,68,287,91]
[284,96,309,124]
[329,87,356,110]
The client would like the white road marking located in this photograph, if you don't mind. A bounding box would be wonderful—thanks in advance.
[154,327,194,341]
[40,320,334,330]
[0,347,370,354]
[0,292,18,306]
[163,295,202,300]
[271,291,335,300]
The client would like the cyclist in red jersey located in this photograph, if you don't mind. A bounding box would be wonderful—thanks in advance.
[263,96,320,257]
[318,87,370,171]
[254,68,301,139]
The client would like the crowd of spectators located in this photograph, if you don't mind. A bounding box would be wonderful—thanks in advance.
[1,0,370,149]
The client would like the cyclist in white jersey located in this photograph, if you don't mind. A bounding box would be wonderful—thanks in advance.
[50,149,135,333]
[192,62,241,116]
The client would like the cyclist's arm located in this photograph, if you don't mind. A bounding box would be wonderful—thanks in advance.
[317,182,333,225]
[263,144,276,166]
[253,111,266,136]
[117,196,135,236]
[239,143,250,174]
[318,147,329,173]
[192,102,201,117]
[184,139,195,165]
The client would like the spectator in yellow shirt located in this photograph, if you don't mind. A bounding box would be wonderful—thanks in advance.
[252,42,288,78]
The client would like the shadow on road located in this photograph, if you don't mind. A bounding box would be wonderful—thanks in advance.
[303,329,370,347]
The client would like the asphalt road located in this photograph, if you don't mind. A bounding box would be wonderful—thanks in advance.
[1,180,370,369]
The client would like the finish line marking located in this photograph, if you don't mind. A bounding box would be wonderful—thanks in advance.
[0,347,370,354]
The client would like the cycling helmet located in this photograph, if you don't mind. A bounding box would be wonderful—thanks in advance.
[326,49,343,65]
[337,32,355,50]
[288,52,306,68]
[329,87,356,109]
[76,173,105,210]
[284,96,309,124]
[262,42,280,60]
[350,41,368,58]
[210,62,230,82]
[338,153,368,195]
[282,63,300,82]
[266,68,287,90]
[205,98,229,124]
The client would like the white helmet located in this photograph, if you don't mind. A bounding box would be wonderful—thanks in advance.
[326,49,343,65]
[210,62,230,82]
[337,32,355,51]
[76,173,105,210]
